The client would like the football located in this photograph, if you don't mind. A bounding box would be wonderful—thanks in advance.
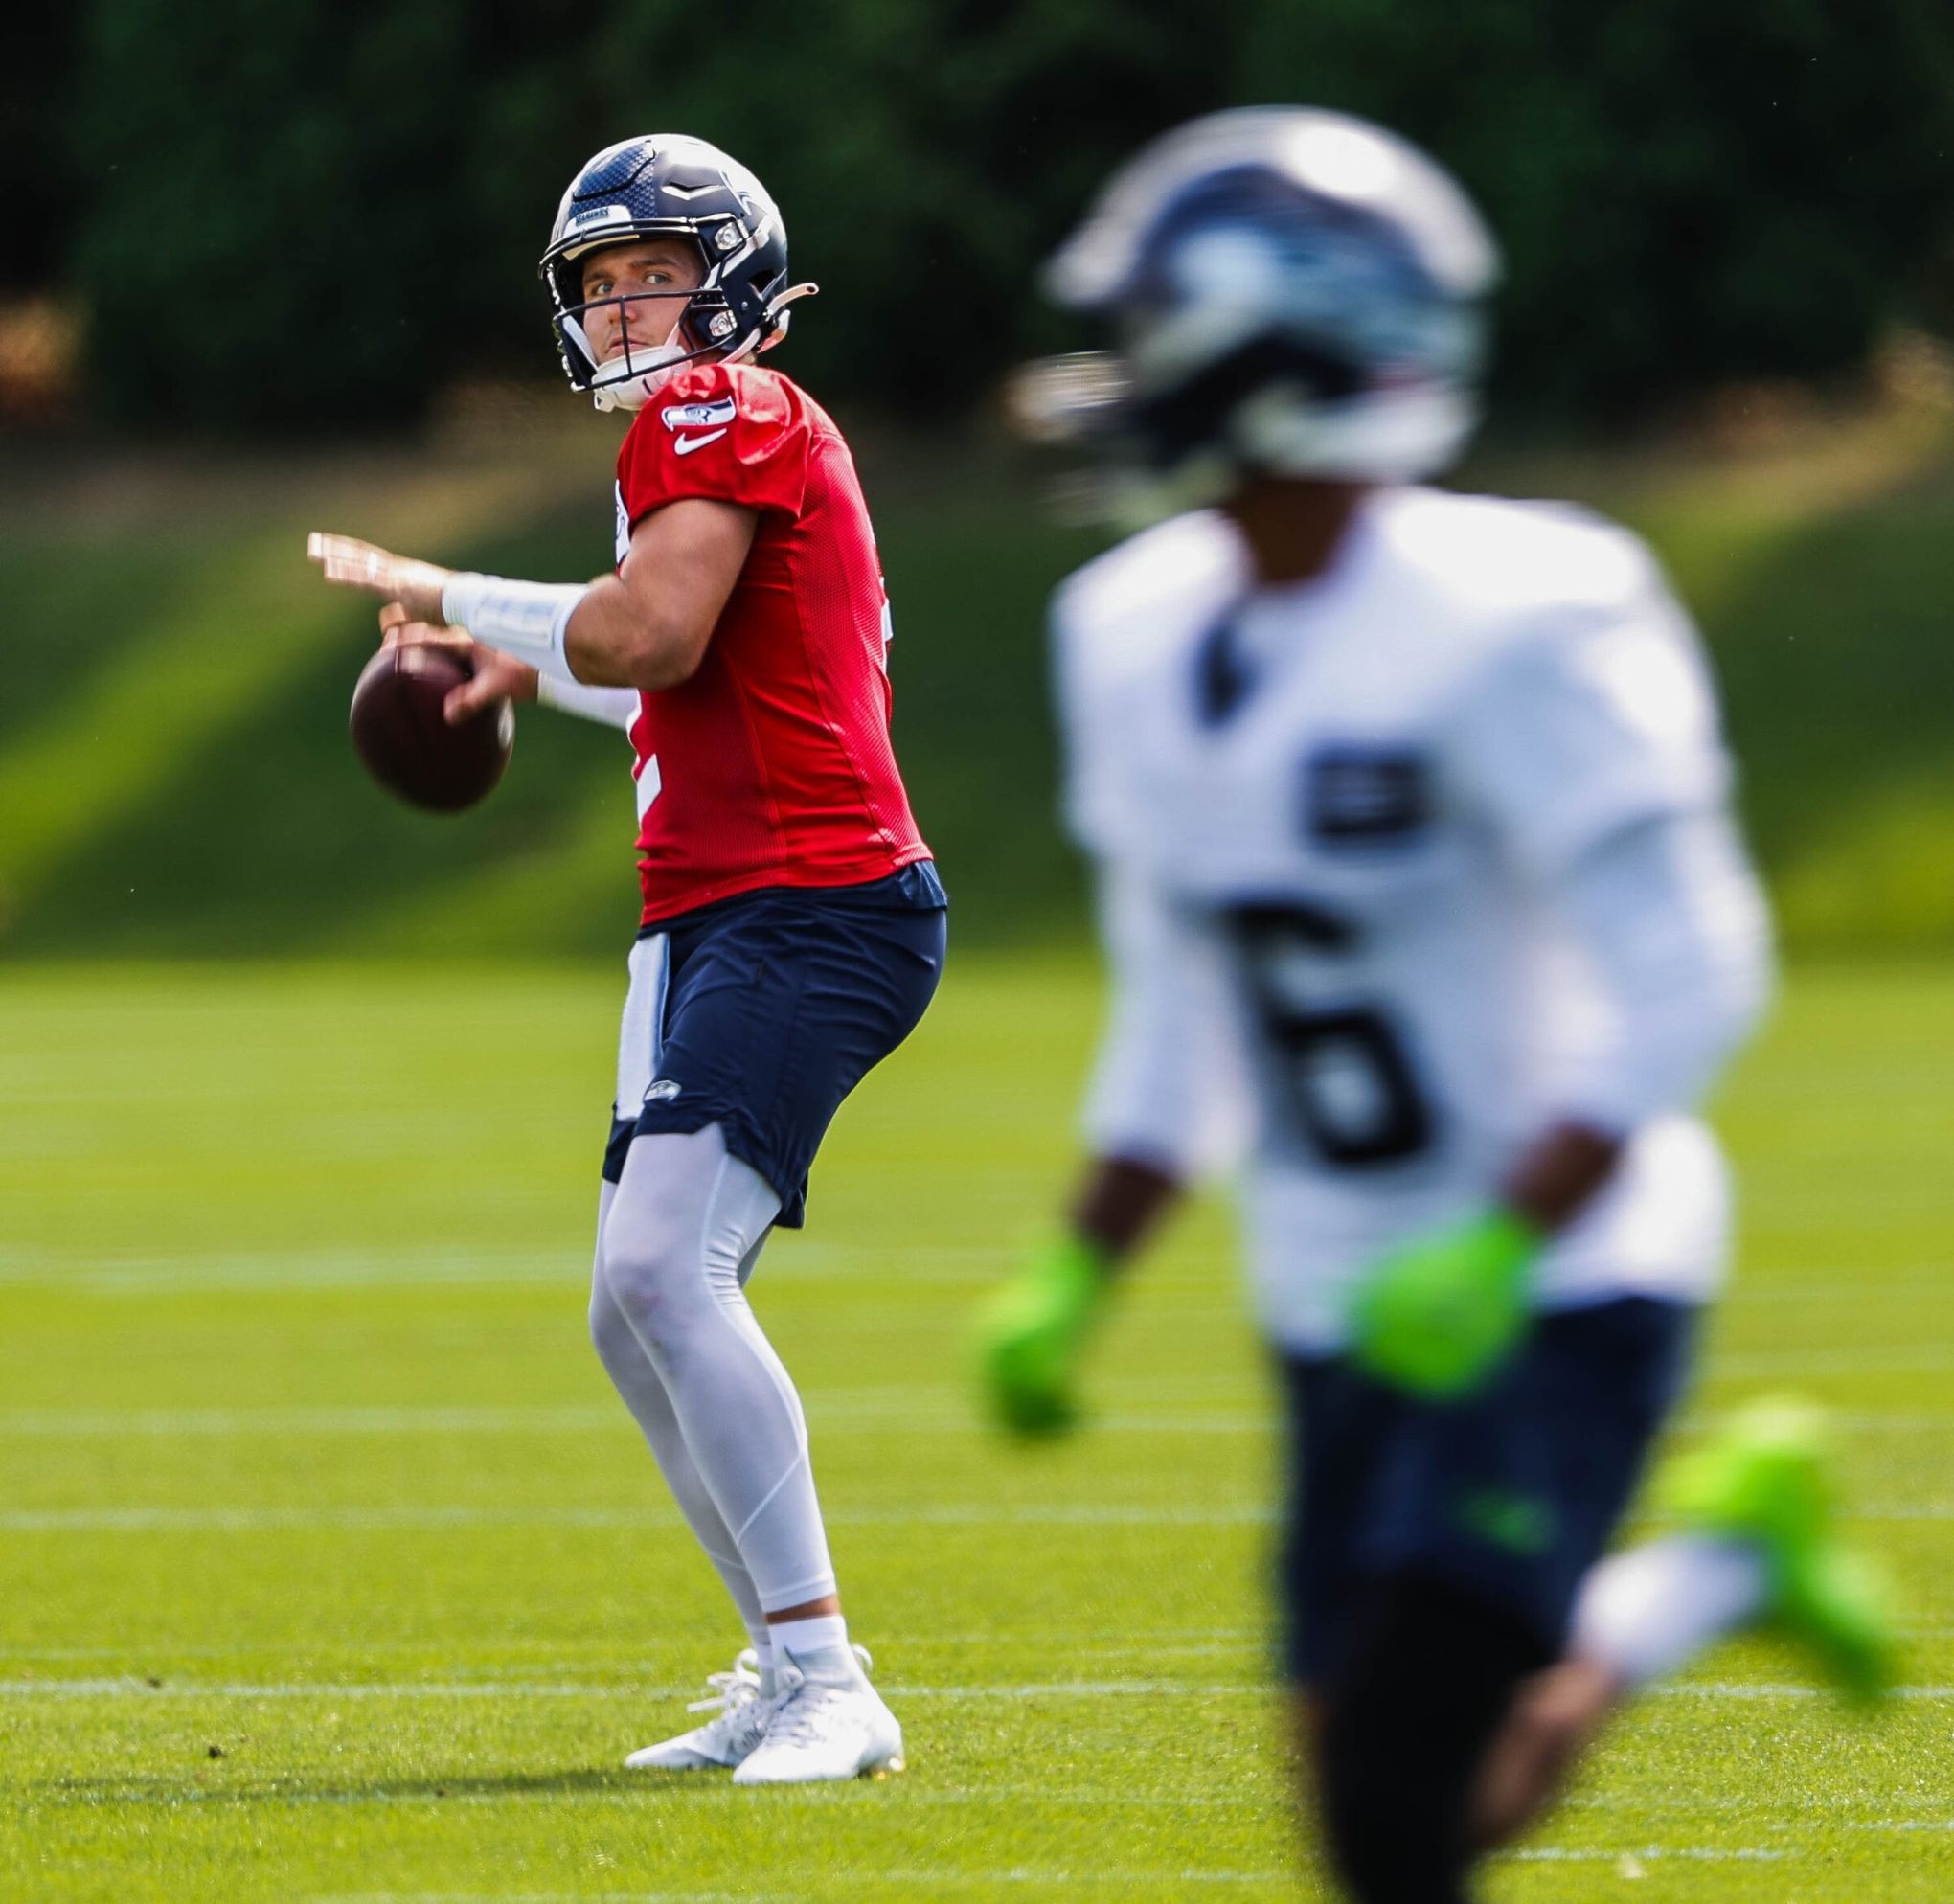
[349,642,513,813]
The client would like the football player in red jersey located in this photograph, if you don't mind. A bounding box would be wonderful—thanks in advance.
[310,134,943,1783]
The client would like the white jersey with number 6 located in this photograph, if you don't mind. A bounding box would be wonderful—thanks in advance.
[1057,487,1770,1353]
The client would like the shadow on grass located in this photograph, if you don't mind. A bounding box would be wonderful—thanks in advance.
[31,1763,758,1806]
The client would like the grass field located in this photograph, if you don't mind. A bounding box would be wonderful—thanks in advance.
[1,954,1950,1902]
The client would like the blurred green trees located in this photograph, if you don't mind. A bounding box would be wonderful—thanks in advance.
[39,0,1954,431]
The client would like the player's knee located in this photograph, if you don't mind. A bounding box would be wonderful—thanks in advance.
[596,1210,700,1359]
[588,1279,644,1374]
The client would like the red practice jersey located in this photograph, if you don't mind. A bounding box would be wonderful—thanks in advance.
[614,360,930,925]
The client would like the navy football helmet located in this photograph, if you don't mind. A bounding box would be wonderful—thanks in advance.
[540,134,815,412]
[1017,108,1500,513]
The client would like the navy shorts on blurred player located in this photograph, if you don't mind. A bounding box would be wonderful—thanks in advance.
[1279,1297,1696,1686]
[605,861,947,1227]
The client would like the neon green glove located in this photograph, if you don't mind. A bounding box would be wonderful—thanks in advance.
[976,1235,1110,1436]
[1350,1208,1541,1400]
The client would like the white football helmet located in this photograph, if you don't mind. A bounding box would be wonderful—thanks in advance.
[1018,108,1500,513]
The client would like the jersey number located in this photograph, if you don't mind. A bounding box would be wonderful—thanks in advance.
[1225,901,1434,1169]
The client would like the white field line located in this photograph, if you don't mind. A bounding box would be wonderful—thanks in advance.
[1712,1346,1954,1376]
[1509,1847,1787,1861]
[0,1631,1264,1664]
[1722,1278,1954,1302]
[33,1785,1273,1818]
[26,1627,1954,1667]
[0,1242,1017,1296]
[13,1497,1954,1533]
[4,1676,1950,1702]
[0,1404,1269,1438]
[314,1884,1287,1903]
[0,1406,623,1436]
[0,1377,1255,1413]
[3,1239,1944,1300]
[2,1399,1950,1438]
[305,1853,1829,1904]
[0,1503,1276,1533]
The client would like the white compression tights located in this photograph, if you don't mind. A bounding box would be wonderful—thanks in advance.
[588,1123,838,1624]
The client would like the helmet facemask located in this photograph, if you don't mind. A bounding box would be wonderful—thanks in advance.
[546,227,752,414]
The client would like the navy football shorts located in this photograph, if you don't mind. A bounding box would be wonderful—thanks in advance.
[602,862,947,1227]
[1278,1295,1696,1685]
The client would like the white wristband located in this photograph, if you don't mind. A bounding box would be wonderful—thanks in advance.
[442,573,589,686]
[537,676,639,731]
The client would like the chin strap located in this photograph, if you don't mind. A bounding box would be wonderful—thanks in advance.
[588,344,691,414]
[583,283,822,406]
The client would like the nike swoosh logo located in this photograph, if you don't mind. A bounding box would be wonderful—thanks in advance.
[673,429,728,456]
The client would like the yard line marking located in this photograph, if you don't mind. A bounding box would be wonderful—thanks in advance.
[1649,1680,1954,1700]
[34,1784,1284,1816]
[7,1399,1949,1439]
[0,1504,1276,1533]
[313,1882,1297,1903]
[0,1679,697,1700]
[1713,1346,1954,1375]
[1683,1409,1954,1433]
[1507,1847,1786,1862]
[0,1630,1264,1664]
[6,1676,1949,1702]
[1721,1273,1953,1302]
[0,1404,1268,1438]
[11,1497,1953,1534]
[307,1854,1806,1902]
[0,1406,622,1436]
[0,1241,1021,1296]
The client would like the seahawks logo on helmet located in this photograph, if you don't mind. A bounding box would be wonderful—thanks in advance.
[539,134,817,414]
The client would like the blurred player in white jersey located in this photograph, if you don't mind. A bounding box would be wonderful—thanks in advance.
[978,109,1896,1902]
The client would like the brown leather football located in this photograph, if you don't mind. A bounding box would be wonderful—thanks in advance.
[349,643,513,813]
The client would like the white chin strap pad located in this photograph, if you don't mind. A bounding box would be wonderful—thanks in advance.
[592,377,654,415]
[1233,382,1478,485]
[1104,383,1478,531]
[564,310,690,414]
[589,350,690,414]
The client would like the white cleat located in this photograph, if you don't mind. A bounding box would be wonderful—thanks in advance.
[731,1646,904,1785]
[625,1648,783,1771]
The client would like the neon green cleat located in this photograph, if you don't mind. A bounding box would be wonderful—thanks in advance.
[975,1236,1108,1437]
[1659,1394,1900,1703]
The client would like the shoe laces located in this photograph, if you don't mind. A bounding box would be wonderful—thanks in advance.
[686,1646,765,1718]
[762,1644,877,1749]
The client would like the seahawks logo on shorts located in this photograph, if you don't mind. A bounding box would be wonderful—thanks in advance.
[660,396,737,432]
[645,1078,683,1103]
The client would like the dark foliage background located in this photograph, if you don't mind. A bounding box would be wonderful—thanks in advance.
[3,0,1943,434]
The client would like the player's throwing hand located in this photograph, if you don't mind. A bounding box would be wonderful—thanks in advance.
[307,532,453,626]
